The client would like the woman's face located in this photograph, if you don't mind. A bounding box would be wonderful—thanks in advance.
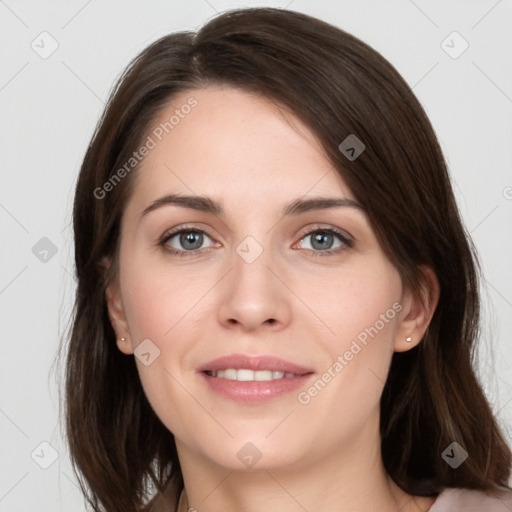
[106,86,423,472]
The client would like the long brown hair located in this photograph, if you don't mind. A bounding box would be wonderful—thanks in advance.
[61,7,511,511]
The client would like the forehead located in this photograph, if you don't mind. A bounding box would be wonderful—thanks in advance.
[128,86,354,215]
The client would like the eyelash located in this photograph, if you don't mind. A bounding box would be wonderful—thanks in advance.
[158,224,353,258]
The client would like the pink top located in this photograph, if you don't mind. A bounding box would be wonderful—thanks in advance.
[429,487,512,511]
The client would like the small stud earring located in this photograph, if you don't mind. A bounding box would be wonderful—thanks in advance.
[120,337,127,342]
[405,336,413,343]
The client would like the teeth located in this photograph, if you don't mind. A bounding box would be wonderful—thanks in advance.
[224,369,237,380]
[237,369,257,381]
[209,369,293,381]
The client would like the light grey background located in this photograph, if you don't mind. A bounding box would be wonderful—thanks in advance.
[1,0,511,510]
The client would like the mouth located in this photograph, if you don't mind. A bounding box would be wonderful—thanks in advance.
[197,354,314,404]
[205,369,302,381]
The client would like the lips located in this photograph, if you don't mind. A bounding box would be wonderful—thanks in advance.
[197,354,312,375]
[197,354,314,404]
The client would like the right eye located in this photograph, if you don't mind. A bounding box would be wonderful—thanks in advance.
[159,227,218,257]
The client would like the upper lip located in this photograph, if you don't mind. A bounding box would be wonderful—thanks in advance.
[197,354,314,375]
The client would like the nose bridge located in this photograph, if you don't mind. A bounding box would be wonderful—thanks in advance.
[216,231,290,330]
[231,233,278,302]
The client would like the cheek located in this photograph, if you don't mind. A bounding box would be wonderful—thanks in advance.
[299,261,402,349]
[297,262,401,412]
[118,257,213,436]
[120,254,206,344]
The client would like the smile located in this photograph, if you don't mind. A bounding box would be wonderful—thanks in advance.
[198,354,315,403]
[205,369,300,381]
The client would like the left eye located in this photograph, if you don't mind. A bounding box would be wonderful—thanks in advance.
[297,229,348,252]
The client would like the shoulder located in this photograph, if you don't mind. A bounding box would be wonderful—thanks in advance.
[429,487,512,511]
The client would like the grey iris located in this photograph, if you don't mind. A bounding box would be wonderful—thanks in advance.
[311,231,334,250]
[181,231,203,250]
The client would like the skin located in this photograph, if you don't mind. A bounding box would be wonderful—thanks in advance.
[105,86,439,512]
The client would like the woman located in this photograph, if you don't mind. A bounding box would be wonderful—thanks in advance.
[63,7,512,512]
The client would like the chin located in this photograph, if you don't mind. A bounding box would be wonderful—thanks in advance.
[183,431,308,472]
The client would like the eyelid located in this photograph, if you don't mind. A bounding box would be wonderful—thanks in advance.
[297,224,353,244]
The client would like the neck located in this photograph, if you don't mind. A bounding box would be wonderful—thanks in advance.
[175,416,435,512]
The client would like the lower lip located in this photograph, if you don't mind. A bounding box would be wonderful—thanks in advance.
[200,372,314,404]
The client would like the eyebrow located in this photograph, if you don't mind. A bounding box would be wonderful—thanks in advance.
[140,194,363,220]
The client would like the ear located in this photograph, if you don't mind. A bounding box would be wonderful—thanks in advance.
[101,257,134,355]
[394,266,440,352]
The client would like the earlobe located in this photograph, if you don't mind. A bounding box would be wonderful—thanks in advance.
[394,266,440,353]
[117,336,133,355]
[103,258,134,355]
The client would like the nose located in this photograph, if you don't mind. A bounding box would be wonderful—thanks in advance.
[217,239,292,333]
